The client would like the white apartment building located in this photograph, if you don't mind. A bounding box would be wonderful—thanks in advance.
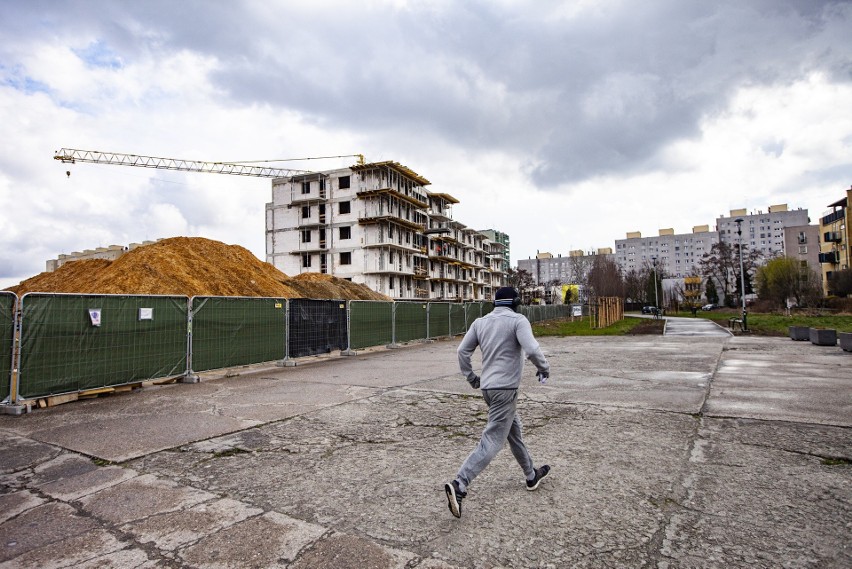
[614,226,719,278]
[716,205,809,258]
[265,161,507,300]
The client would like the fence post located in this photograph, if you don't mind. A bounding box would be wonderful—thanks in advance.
[387,302,401,349]
[341,300,357,356]
[277,299,296,367]
[425,302,434,343]
[181,296,200,383]
[1,294,26,415]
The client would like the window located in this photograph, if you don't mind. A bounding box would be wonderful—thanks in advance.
[339,226,351,240]
[339,176,350,189]
[389,277,395,289]
[799,246,807,254]
[340,252,352,265]
[302,254,312,268]
[301,181,310,194]
[301,206,310,218]
[339,201,351,215]
[301,230,311,243]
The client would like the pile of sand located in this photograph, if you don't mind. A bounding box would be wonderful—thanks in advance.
[5,237,389,301]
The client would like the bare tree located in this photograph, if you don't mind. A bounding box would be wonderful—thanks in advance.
[699,242,761,307]
[586,256,624,299]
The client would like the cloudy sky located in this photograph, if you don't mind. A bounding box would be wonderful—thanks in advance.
[2,0,851,288]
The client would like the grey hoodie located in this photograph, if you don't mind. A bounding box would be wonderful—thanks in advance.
[457,307,550,390]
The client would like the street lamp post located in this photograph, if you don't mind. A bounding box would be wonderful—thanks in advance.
[651,256,659,312]
[734,218,748,331]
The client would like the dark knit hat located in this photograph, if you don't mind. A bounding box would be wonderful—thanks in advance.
[494,287,519,308]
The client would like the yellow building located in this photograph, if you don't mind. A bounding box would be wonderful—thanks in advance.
[818,187,852,295]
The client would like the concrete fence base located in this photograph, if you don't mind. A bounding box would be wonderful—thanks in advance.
[810,328,837,346]
[789,326,810,341]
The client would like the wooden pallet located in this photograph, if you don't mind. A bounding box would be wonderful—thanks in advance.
[36,383,144,408]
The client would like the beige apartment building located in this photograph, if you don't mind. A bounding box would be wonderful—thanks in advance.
[818,186,852,295]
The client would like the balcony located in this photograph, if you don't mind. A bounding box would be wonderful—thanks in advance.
[819,251,840,264]
[821,209,845,225]
[824,231,842,243]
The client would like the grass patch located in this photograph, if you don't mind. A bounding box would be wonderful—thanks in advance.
[533,316,657,337]
[668,310,852,336]
[821,457,851,466]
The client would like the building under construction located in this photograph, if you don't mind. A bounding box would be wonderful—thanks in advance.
[265,161,507,301]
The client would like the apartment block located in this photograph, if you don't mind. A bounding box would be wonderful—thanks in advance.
[818,187,852,295]
[518,248,614,286]
[614,227,718,278]
[716,205,809,258]
[480,229,511,272]
[265,161,507,301]
[782,224,821,283]
[45,240,160,271]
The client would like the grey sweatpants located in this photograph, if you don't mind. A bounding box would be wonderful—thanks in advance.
[455,389,535,493]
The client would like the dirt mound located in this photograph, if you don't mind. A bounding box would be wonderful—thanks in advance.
[6,237,389,301]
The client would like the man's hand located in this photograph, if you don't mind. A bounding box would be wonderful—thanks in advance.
[536,370,549,384]
[468,375,481,389]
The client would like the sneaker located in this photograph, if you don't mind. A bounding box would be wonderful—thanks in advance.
[526,465,551,491]
[444,480,466,518]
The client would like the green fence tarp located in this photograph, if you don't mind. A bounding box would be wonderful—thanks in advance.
[429,303,450,338]
[395,302,428,343]
[18,294,187,399]
[191,297,286,372]
[450,303,466,336]
[0,292,16,402]
[349,301,393,349]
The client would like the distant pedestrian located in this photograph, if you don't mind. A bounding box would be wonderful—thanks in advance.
[444,287,551,518]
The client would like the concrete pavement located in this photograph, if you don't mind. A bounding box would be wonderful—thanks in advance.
[0,332,849,568]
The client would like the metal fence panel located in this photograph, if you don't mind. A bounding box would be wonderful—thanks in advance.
[464,302,481,330]
[450,303,466,336]
[289,299,347,357]
[0,292,16,402]
[395,302,428,343]
[191,296,286,372]
[428,302,450,338]
[18,294,187,400]
[349,301,393,349]
[482,301,493,317]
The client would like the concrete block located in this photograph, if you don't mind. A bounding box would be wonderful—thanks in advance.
[788,326,810,341]
[809,328,837,346]
[839,332,852,352]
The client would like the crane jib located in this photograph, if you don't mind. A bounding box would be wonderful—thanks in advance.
[53,148,314,178]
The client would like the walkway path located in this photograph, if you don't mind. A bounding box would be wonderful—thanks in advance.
[663,315,732,337]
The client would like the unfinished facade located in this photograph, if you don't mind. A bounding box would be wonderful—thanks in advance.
[265,161,507,300]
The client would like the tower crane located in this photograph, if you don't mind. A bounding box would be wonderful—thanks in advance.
[53,148,366,178]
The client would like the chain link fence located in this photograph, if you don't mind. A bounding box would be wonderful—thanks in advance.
[2,294,573,410]
[190,296,287,373]
[1,292,16,403]
[17,294,187,401]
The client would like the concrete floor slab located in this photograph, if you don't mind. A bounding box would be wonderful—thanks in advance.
[122,497,263,552]
[0,502,99,563]
[0,333,849,568]
[176,511,325,568]
[78,473,216,525]
[0,529,133,569]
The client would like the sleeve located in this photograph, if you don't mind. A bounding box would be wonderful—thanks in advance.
[515,317,549,373]
[457,322,480,384]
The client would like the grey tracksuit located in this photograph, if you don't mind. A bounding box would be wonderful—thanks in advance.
[454,307,550,492]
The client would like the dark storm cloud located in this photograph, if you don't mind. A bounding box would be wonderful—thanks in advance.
[4,0,851,186]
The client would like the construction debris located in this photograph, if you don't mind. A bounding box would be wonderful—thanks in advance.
[5,237,389,301]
